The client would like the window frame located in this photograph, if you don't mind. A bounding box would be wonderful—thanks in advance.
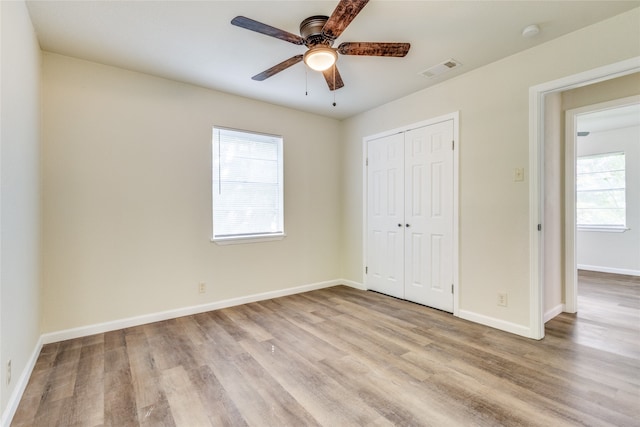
[576,151,628,233]
[211,126,285,245]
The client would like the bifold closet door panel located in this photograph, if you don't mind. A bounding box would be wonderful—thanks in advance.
[403,121,454,312]
[366,132,405,299]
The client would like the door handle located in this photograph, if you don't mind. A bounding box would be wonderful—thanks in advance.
[406,224,411,228]
[398,223,403,227]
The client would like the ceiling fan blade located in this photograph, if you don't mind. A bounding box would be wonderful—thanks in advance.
[338,42,411,57]
[322,0,370,40]
[231,16,305,45]
[322,66,345,91]
[252,55,304,81]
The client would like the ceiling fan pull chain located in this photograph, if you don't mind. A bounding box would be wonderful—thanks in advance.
[305,66,308,96]
[332,65,337,106]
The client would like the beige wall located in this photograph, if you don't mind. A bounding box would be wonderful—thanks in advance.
[340,8,640,332]
[0,0,42,417]
[563,73,640,111]
[41,53,342,333]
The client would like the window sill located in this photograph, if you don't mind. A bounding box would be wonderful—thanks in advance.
[577,226,629,233]
[211,233,286,245]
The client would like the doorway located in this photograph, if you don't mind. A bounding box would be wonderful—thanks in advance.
[529,57,640,339]
[564,97,640,312]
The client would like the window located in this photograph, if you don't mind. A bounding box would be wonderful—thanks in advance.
[212,127,284,243]
[576,151,626,230]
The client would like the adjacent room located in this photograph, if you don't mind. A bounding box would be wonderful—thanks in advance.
[2,1,639,425]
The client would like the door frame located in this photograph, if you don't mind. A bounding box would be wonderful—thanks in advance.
[529,57,640,340]
[362,111,460,316]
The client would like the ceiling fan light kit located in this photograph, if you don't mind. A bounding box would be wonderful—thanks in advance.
[231,0,410,92]
[304,46,337,71]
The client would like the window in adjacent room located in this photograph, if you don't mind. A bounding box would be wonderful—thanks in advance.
[576,151,626,230]
[212,126,284,243]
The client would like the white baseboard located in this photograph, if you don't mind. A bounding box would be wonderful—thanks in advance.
[41,278,360,345]
[458,310,533,339]
[1,336,43,427]
[577,264,640,277]
[544,304,565,323]
[339,279,366,291]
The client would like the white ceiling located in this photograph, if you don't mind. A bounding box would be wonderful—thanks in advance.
[26,1,640,120]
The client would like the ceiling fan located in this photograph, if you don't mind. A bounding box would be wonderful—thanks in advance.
[231,0,410,91]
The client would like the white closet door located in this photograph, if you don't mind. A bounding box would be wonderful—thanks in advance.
[366,133,405,299]
[404,120,454,312]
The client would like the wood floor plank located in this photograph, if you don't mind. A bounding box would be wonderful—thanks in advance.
[160,366,210,426]
[103,330,139,427]
[232,350,320,426]
[319,353,461,426]
[28,396,68,427]
[135,377,175,427]
[55,341,106,426]
[221,304,274,343]
[202,342,272,426]
[239,337,391,426]
[252,300,348,362]
[295,312,434,383]
[11,271,640,426]
[187,365,247,427]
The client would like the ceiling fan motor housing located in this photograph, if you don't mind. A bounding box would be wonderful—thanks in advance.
[300,16,333,47]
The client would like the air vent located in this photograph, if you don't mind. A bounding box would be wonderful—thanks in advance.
[419,59,462,78]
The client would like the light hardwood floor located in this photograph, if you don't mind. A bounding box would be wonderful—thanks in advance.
[11,271,640,426]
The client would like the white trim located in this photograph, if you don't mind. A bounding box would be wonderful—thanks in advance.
[528,83,545,340]
[340,279,367,291]
[362,112,460,315]
[577,265,640,277]
[1,336,43,427]
[565,105,579,314]
[451,112,460,317]
[529,57,640,339]
[577,226,629,233]
[458,310,532,338]
[544,304,565,323]
[211,233,286,245]
[362,135,369,287]
[40,279,356,345]
[364,114,458,142]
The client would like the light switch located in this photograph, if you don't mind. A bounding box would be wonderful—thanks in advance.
[514,168,524,182]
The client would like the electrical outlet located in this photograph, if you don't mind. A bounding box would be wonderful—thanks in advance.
[497,293,508,307]
[7,360,11,385]
[198,282,206,294]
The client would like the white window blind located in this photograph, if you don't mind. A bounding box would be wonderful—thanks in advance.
[212,127,284,241]
[576,151,626,228]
